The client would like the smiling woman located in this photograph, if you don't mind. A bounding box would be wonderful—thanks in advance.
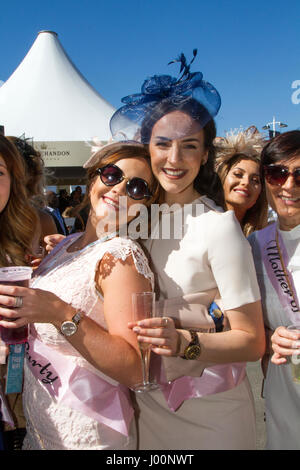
[215,128,268,236]
[248,130,300,449]
[112,57,265,450]
[141,98,224,208]
[148,110,208,205]
[0,141,161,450]
[0,136,38,267]
[0,135,38,450]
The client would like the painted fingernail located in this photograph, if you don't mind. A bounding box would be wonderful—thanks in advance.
[133,327,140,333]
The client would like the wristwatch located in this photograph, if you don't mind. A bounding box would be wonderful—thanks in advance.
[182,330,201,360]
[60,312,82,337]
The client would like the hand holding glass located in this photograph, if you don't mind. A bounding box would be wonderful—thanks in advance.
[0,266,32,344]
[131,292,158,392]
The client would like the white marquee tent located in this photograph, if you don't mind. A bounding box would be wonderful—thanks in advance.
[0,31,115,183]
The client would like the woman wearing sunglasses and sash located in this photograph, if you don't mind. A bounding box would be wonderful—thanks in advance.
[0,142,159,450]
[248,130,300,449]
[111,54,265,450]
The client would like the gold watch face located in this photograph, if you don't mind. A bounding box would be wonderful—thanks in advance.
[185,344,201,360]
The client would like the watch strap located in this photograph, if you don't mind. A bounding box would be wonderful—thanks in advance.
[72,312,82,325]
[181,329,201,360]
[188,330,199,346]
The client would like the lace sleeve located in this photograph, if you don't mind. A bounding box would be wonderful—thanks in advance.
[95,237,154,293]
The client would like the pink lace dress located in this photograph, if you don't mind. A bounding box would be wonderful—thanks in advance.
[22,234,154,450]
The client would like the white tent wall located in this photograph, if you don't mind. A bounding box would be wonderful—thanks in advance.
[0,31,115,182]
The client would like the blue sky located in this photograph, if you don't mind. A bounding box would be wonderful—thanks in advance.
[0,0,300,137]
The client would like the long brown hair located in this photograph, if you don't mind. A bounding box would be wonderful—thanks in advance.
[215,128,268,236]
[7,136,46,199]
[0,136,38,266]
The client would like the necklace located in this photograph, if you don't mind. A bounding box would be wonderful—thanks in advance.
[34,231,120,282]
[68,230,119,252]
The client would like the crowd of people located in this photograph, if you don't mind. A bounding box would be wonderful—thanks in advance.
[0,54,299,450]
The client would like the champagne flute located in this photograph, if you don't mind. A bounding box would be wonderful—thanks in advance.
[131,292,158,392]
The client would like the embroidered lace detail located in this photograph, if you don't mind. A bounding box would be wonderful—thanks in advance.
[22,364,136,450]
[30,236,153,352]
[96,237,154,294]
[23,235,152,449]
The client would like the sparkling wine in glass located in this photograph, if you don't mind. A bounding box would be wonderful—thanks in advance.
[0,266,32,344]
[131,292,158,393]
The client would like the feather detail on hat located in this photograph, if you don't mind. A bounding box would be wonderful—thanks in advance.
[214,126,266,172]
[83,137,114,168]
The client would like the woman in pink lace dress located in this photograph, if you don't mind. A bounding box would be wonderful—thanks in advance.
[0,142,159,450]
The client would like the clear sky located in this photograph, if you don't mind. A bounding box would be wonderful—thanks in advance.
[1,0,300,137]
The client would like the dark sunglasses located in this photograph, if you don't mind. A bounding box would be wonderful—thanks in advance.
[264,164,300,187]
[96,164,152,200]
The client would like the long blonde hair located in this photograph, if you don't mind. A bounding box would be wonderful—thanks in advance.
[0,136,38,266]
[215,127,268,236]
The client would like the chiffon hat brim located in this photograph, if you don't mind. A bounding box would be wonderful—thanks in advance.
[83,140,146,168]
[110,71,221,143]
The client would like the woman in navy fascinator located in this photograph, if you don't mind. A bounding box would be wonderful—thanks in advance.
[112,51,265,450]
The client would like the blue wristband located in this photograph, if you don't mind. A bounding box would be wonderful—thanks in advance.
[208,302,224,332]
[5,344,25,394]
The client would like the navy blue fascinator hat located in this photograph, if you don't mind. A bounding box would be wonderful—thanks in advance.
[110,50,221,143]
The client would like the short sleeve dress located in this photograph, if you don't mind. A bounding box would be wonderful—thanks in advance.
[136,196,261,450]
[22,234,154,450]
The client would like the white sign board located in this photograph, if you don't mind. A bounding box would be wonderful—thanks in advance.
[34,141,92,167]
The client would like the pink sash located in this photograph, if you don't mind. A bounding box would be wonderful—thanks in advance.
[25,335,134,436]
[256,223,300,322]
[157,361,246,411]
[153,293,246,411]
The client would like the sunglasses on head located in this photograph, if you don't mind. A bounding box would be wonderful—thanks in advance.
[264,164,300,187]
[96,164,152,200]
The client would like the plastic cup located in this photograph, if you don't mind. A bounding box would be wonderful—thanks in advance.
[0,266,32,344]
[287,324,300,384]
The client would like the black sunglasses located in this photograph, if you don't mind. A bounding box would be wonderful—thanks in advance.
[96,164,152,200]
[264,164,300,187]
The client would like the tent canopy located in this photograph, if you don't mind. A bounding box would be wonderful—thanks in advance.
[0,31,115,142]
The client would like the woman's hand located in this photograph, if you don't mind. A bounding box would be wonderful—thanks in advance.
[128,316,180,356]
[44,234,66,254]
[271,326,300,365]
[0,284,71,329]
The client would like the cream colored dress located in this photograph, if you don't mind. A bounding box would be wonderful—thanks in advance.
[137,196,261,450]
[22,235,154,450]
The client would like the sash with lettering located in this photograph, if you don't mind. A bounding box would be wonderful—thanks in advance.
[26,333,134,436]
[152,292,246,411]
[256,223,300,322]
